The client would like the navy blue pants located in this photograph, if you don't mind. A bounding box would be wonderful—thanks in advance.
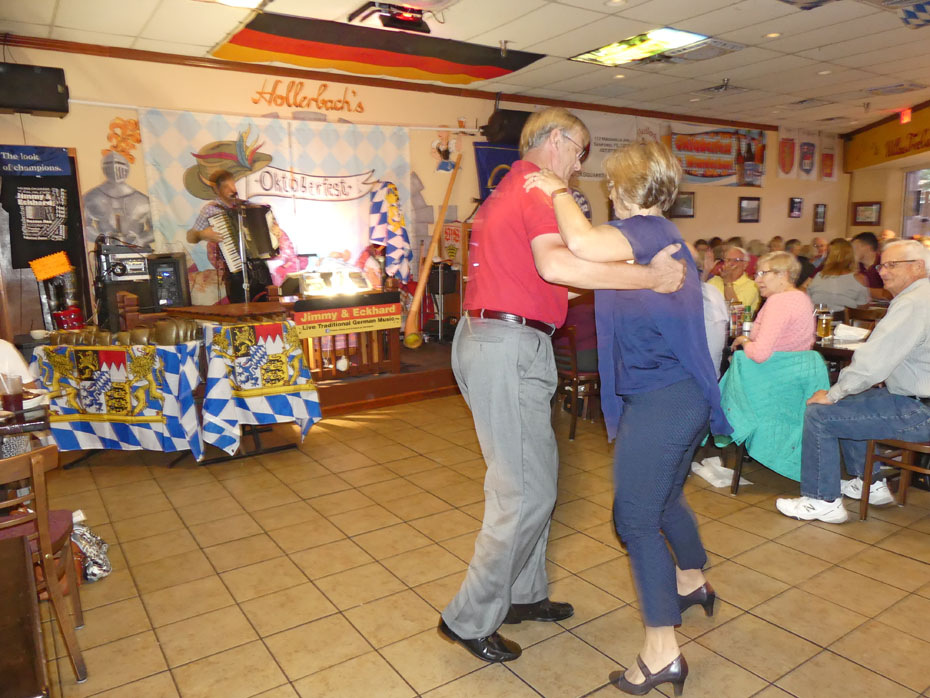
[613,377,710,628]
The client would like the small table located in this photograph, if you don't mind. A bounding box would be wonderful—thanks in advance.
[165,302,289,323]
[0,536,47,698]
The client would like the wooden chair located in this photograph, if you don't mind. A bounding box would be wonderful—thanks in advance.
[860,439,930,521]
[844,305,885,329]
[0,444,87,682]
[552,325,600,441]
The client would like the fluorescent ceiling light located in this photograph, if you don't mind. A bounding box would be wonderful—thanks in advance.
[571,27,708,67]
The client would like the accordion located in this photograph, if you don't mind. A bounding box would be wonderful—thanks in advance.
[208,203,277,273]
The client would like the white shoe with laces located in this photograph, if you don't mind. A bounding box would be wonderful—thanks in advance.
[840,477,895,506]
[775,496,848,524]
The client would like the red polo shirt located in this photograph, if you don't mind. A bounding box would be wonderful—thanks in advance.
[463,160,568,327]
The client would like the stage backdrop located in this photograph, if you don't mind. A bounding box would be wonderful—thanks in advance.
[139,110,411,304]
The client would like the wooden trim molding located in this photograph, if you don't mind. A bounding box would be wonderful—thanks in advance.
[2,33,778,132]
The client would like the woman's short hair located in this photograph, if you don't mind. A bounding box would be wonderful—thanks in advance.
[519,108,589,156]
[758,251,801,284]
[821,238,857,276]
[602,140,682,212]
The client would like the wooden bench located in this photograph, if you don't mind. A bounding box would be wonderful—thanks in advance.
[0,536,48,698]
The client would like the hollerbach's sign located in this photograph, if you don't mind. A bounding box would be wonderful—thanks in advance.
[251,79,365,114]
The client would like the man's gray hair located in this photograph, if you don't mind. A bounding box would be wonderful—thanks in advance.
[725,245,749,260]
[884,239,930,276]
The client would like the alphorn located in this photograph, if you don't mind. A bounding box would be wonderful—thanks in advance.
[403,153,462,348]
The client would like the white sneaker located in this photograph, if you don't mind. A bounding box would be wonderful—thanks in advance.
[775,496,849,524]
[840,477,895,506]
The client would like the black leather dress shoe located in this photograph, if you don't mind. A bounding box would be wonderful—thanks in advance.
[438,618,522,662]
[503,598,574,624]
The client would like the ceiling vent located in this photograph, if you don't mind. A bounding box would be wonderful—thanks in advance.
[660,38,745,62]
[866,81,927,96]
[691,83,750,97]
[784,98,832,109]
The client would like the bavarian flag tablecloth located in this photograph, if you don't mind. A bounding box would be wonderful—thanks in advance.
[31,341,203,459]
[202,321,321,455]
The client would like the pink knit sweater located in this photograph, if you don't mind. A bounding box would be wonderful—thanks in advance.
[745,289,815,363]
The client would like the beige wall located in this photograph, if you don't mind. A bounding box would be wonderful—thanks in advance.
[848,166,909,237]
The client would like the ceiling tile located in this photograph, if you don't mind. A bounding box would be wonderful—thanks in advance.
[424,0,549,41]
[827,34,929,67]
[0,20,51,38]
[139,0,250,45]
[3,0,55,25]
[638,46,784,80]
[467,3,604,49]
[618,0,738,25]
[264,0,368,21]
[55,0,160,35]
[504,59,605,88]
[758,11,903,53]
[50,27,136,47]
[675,0,797,37]
[549,0,652,13]
[527,15,654,57]
[717,1,879,46]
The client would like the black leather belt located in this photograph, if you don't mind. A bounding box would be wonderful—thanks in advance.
[465,309,556,336]
[913,396,930,405]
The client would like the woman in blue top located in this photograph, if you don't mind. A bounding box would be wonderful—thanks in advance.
[526,140,730,696]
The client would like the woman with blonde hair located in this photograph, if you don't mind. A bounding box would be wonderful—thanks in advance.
[731,251,815,362]
[807,238,869,311]
[525,141,730,696]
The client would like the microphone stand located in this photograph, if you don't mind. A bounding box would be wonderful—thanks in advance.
[232,197,250,303]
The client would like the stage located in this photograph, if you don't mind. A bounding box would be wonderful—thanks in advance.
[315,341,457,417]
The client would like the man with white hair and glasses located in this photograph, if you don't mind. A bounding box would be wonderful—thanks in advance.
[707,245,760,313]
[776,240,930,523]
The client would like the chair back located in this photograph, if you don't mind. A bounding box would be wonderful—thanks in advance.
[844,305,885,328]
[0,445,59,562]
[552,325,579,377]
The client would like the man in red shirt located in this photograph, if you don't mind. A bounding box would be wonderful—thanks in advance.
[438,108,686,663]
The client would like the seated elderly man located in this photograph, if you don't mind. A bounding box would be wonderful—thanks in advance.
[708,245,760,313]
[776,240,930,523]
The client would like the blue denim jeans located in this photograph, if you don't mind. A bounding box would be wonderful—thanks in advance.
[801,387,930,501]
[613,377,710,628]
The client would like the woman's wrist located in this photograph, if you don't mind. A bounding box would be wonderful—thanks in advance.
[551,187,571,200]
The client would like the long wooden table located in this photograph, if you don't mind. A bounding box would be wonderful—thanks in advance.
[0,536,48,698]
[164,302,290,323]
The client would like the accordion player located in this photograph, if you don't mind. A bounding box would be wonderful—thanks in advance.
[187,169,280,303]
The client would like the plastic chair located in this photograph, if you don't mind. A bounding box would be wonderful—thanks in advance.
[552,325,600,441]
[860,439,930,520]
[0,444,86,682]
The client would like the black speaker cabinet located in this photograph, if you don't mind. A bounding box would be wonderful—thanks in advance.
[0,63,69,117]
[148,253,191,309]
[428,264,459,295]
[480,109,531,145]
[98,280,155,333]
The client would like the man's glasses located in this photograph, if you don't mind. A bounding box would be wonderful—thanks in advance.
[563,132,590,163]
[876,260,920,271]
[724,258,747,264]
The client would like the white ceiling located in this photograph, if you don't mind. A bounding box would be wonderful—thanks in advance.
[2,0,929,133]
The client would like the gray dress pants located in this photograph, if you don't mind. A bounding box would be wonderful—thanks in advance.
[441,317,559,639]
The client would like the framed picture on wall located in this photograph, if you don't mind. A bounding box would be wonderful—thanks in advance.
[852,201,882,225]
[813,203,826,233]
[738,197,761,223]
[668,191,695,218]
[788,197,803,218]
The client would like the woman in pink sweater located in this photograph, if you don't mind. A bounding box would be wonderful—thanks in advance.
[731,251,815,362]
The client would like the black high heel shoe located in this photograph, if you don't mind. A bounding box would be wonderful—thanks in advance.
[610,654,689,696]
[678,582,716,617]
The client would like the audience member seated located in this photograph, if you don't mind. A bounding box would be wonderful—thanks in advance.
[807,238,869,312]
[702,282,728,379]
[707,245,760,313]
[852,231,891,301]
[768,235,785,252]
[785,238,816,288]
[554,292,597,372]
[730,252,815,363]
[811,237,829,269]
[776,240,930,524]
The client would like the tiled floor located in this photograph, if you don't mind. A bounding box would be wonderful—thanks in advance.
[41,395,930,698]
